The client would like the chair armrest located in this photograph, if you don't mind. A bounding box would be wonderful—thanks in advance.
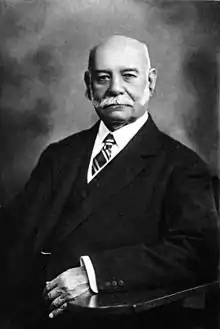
[67,281,219,316]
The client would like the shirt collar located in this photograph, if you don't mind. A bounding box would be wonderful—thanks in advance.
[97,110,149,148]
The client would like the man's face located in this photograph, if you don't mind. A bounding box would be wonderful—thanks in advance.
[86,39,154,131]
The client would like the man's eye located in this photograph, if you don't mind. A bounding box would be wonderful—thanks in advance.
[123,73,137,81]
[96,76,110,83]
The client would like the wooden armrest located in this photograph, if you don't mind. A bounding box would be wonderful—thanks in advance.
[67,281,219,316]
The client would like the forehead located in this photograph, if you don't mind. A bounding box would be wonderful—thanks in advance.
[93,41,147,72]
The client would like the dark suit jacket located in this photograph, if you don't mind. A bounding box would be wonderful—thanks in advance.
[2,115,219,327]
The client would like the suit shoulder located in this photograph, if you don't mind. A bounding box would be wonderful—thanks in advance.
[33,124,98,169]
[43,124,97,155]
[54,126,94,147]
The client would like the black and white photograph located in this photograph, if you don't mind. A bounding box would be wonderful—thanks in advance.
[0,1,219,328]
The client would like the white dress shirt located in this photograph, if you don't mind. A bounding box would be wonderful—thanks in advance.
[87,110,149,183]
[81,110,149,293]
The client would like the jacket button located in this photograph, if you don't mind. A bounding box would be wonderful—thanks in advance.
[105,281,111,288]
[112,280,118,287]
[118,280,124,287]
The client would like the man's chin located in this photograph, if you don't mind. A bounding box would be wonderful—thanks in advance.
[102,108,128,120]
[99,112,131,131]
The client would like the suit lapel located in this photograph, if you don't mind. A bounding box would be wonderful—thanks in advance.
[58,115,163,243]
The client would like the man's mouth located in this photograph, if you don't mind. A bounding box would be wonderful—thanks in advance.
[103,104,129,109]
[105,104,122,108]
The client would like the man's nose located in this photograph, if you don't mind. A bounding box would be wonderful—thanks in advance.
[109,76,124,95]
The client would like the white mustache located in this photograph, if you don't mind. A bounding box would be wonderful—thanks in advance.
[93,96,134,109]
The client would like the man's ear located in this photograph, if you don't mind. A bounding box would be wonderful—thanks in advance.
[84,71,92,100]
[148,68,157,96]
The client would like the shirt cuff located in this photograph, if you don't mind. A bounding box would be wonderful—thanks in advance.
[80,255,98,293]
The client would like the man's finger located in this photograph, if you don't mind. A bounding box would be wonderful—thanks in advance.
[49,303,68,319]
[50,294,67,310]
[46,288,63,301]
[44,279,58,294]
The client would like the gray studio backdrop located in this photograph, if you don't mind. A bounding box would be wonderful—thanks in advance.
[0,0,219,205]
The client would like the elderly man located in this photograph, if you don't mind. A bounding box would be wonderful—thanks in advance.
[3,35,219,328]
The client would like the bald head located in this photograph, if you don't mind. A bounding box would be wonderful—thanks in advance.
[88,35,151,73]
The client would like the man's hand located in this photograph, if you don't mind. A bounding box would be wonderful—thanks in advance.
[43,266,89,319]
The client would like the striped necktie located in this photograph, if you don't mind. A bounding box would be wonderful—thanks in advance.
[92,133,116,176]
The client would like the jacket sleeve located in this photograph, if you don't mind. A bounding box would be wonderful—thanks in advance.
[0,145,56,321]
[1,145,55,247]
[88,160,220,292]
[1,145,56,298]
